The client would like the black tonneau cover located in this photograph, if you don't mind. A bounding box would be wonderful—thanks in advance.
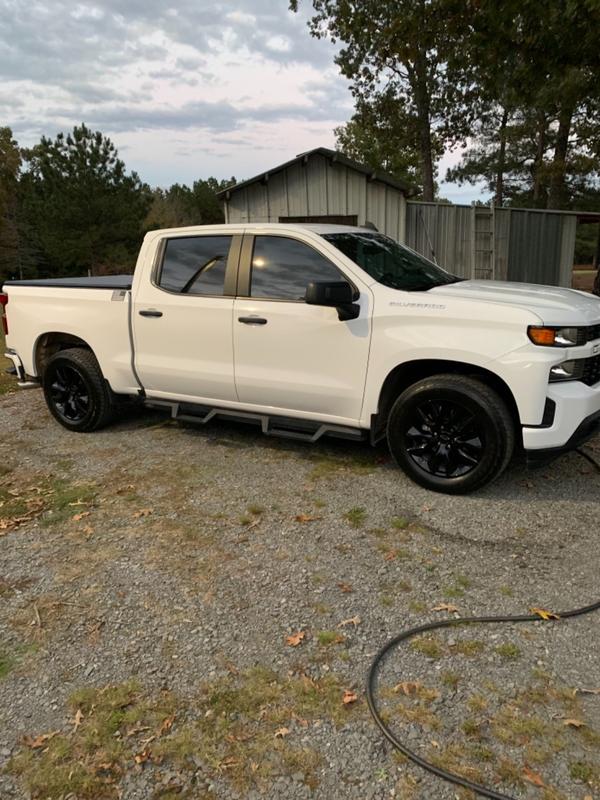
[3,275,133,290]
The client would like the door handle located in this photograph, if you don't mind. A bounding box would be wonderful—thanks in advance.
[238,316,267,325]
[139,309,163,318]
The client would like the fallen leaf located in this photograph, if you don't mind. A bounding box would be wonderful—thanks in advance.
[295,514,321,523]
[393,681,421,696]
[274,727,290,738]
[140,735,156,745]
[126,724,151,737]
[523,766,545,787]
[218,756,239,770]
[430,739,440,749]
[158,715,175,736]
[338,615,361,628]
[432,603,460,613]
[337,582,353,593]
[72,709,84,733]
[577,687,600,695]
[530,607,560,621]
[22,731,60,749]
[286,631,305,647]
[72,511,91,522]
[384,550,398,561]
[563,718,586,728]
[134,748,151,765]
[342,690,358,705]
[133,508,153,519]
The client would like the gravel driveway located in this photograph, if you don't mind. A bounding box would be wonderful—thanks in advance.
[1,388,599,800]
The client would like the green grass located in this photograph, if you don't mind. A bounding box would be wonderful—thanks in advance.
[316,630,344,646]
[308,453,375,481]
[0,649,14,679]
[344,507,367,527]
[42,479,98,526]
[495,643,521,660]
[410,636,444,660]
[569,760,597,784]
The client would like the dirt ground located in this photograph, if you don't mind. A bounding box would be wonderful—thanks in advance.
[1,384,599,800]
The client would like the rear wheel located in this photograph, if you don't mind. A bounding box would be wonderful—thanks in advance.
[387,375,515,494]
[42,348,115,432]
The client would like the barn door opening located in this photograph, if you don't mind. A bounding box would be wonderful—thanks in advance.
[279,215,358,225]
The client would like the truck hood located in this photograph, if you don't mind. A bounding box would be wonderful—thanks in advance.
[428,279,600,325]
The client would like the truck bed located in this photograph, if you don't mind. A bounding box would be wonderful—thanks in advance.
[3,275,133,290]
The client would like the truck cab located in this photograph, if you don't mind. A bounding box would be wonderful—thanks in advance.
[3,223,600,494]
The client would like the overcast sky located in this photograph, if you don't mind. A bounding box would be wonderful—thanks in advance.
[1,0,484,203]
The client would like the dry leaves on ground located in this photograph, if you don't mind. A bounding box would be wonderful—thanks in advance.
[522,766,545,787]
[286,631,305,647]
[530,607,560,620]
[338,616,361,627]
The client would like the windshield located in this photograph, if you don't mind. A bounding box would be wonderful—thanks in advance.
[322,232,462,291]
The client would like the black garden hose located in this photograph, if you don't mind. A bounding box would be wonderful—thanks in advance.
[366,447,600,800]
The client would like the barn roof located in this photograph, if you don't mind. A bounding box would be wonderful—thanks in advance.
[216,147,414,199]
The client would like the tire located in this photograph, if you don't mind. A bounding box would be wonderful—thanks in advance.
[42,347,115,432]
[386,374,515,494]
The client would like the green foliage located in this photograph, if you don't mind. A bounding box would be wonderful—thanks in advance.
[446,0,600,209]
[0,124,234,283]
[145,176,234,230]
[0,127,22,282]
[292,0,474,201]
[335,91,443,196]
[295,0,600,213]
[18,124,152,278]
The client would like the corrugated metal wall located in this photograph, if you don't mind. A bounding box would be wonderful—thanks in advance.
[406,202,576,286]
[224,162,577,287]
[223,152,407,241]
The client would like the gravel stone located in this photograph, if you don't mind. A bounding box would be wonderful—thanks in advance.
[0,391,599,799]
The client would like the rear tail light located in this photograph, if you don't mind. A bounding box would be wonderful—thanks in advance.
[0,293,8,335]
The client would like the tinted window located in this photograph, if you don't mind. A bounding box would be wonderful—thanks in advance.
[323,232,461,292]
[251,236,343,300]
[159,236,232,295]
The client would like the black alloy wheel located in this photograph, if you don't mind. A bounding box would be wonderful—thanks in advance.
[387,374,515,494]
[404,398,484,479]
[48,362,91,423]
[42,348,115,432]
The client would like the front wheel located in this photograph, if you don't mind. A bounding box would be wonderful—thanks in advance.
[42,348,115,432]
[387,375,515,494]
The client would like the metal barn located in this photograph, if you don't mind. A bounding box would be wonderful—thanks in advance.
[219,149,586,287]
[218,147,410,243]
[405,202,578,286]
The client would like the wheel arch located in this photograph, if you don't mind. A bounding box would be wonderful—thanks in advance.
[372,359,521,445]
[34,332,94,376]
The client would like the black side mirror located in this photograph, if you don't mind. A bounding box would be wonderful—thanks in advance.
[305,281,360,321]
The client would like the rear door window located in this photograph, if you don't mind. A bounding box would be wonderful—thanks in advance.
[159,236,232,295]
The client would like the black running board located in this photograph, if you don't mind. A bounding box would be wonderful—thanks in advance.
[145,400,366,444]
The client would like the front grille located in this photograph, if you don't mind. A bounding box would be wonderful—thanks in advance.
[577,323,600,345]
[582,354,600,386]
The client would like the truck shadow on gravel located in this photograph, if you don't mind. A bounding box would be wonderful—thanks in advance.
[107,407,600,504]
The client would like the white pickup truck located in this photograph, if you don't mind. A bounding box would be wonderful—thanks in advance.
[3,223,600,493]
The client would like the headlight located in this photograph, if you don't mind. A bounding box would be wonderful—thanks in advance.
[528,326,580,346]
[549,360,585,382]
